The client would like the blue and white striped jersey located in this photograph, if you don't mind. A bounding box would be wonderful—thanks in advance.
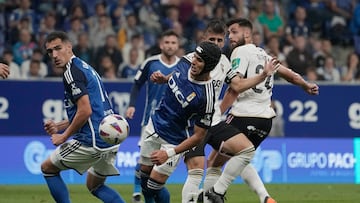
[151,56,216,145]
[63,56,114,148]
[133,54,179,126]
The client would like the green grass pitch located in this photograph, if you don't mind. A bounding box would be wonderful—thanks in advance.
[0,184,359,203]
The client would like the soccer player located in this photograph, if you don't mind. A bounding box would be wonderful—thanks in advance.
[0,63,10,79]
[40,31,125,203]
[181,19,279,203]
[204,18,319,203]
[125,29,180,203]
[138,41,221,203]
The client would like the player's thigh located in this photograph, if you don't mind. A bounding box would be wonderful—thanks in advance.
[153,144,183,178]
[90,147,119,176]
[50,140,99,174]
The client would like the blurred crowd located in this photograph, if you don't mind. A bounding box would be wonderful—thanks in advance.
[0,0,360,82]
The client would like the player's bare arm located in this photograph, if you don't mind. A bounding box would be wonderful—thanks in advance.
[229,58,280,93]
[277,65,319,95]
[51,95,92,146]
[150,125,208,165]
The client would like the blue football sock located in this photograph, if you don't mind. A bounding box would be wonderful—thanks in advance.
[133,162,142,195]
[91,184,125,203]
[140,170,155,203]
[155,187,170,203]
[44,174,71,203]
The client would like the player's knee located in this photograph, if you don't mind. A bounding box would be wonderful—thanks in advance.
[41,159,59,175]
[186,156,205,169]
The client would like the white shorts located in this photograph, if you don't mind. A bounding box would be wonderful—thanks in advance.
[50,139,119,176]
[139,119,183,176]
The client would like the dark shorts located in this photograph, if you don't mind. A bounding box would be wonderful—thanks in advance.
[184,121,241,161]
[226,114,272,149]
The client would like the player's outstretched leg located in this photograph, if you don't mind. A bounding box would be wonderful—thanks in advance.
[240,164,276,203]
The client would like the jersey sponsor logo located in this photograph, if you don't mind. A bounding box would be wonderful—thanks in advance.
[70,83,82,96]
[231,58,240,70]
[168,76,195,108]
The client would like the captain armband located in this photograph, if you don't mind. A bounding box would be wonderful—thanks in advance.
[225,69,238,84]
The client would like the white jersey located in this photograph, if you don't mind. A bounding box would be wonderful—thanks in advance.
[229,44,276,118]
[186,52,234,126]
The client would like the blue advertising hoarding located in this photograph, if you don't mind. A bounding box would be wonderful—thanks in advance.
[0,136,357,184]
[0,80,359,137]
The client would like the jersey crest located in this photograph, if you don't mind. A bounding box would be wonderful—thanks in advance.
[232,58,240,70]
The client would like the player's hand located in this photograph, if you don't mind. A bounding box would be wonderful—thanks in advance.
[50,133,67,146]
[150,71,167,84]
[0,63,10,79]
[150,150,168,165]
[44,120,58,135]
[305,83,319,95]
[263,58,280,77]
[126,107,135,119]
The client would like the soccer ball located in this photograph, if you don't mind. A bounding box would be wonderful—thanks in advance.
[99,114,130,145]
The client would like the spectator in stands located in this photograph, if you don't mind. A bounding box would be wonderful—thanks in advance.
[98,54,118,80]
[12,28,38,65]
[305,66,325,82]
[184,2,209,39]
[248,5,264,45]
[161,5,180,31]
[138,0,162,36]
[89,14,116,51]
[284,5,311,47]
[24,59,43,79]
[326,0,356,46]
[67,17,86,45]
[316,55,341,82]
[117,13,143,50]
[38,11,57,39]
[73,32,95,66]
[286,35,314,76]
[313,38,334,68]
[109,0,134,31]
[341,52,360,82]
[121,33,145,68]
[1,49,21,79]
[63,4,88,33]
[94,34,123,74]
[258,0,284,41]
[8,16,33,46]
[212,2,229,21]
[21,48,48,78]
[8,0,38,34]
[119,47,140,79]
[87,1,107,30]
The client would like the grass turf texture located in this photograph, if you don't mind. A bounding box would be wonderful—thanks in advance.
[0,184,359,203]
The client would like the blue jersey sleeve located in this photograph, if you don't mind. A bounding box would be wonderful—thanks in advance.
[63,63,88,102]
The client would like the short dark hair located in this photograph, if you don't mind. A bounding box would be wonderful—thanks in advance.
[205,18,226,35]
[45,31,70,45]
[160,29,179,39]
[226,18,253,30]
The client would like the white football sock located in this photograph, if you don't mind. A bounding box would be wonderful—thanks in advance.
[213,146,255,195]
[241,164,269,203]
[203,167,222,191]
[182,168,204,203]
